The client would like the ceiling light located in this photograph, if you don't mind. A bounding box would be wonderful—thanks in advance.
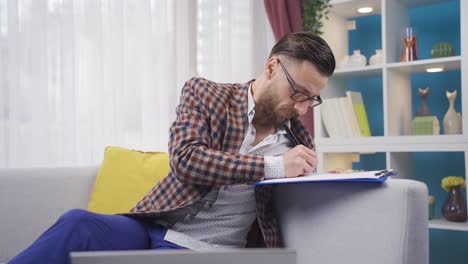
[357,7,373,13]
[426,67,444,73]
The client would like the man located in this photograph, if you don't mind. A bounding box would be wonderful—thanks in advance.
[9,31,335,264]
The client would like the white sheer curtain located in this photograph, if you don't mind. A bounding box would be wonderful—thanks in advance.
[0,0,274,168]
[197,0,275,83]
[0,0,196,167]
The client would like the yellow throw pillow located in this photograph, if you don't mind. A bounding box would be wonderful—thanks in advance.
[87,146,170,214]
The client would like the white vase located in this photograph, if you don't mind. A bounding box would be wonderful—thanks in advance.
[349,50,366,67]
[443,90,462,134]
[338,55,350,68]
[369,49,383,65]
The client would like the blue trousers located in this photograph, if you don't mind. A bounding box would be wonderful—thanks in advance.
[8,209,184,264]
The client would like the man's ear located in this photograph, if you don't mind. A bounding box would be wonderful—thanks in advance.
[266,57,278,80]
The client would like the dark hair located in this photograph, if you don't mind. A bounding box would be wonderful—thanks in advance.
[269,32,335,77]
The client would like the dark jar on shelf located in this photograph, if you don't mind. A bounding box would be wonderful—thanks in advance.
[442,186,467,222]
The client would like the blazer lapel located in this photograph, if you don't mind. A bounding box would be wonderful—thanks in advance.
[223,81,251,154]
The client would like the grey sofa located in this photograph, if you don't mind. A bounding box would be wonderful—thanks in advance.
[0,166,429,264]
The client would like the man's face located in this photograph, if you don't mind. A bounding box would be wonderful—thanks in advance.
[253,89,297,129]
[254,58,328,129]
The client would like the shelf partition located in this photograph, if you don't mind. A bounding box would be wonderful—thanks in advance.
[386,56,461,73]
[429,219,468,232]
[315,135,466,153]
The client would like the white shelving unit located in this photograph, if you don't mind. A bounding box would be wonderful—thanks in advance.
[429,218,468,231]
[314,0,468,232]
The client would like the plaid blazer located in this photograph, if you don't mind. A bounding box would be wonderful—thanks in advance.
[126,77,314,248]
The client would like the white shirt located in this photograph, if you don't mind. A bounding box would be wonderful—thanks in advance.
[163,84,292,249]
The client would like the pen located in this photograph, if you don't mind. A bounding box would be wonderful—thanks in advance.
[282,124,302,147]
[282,124,316,150]
[282,124,317,173]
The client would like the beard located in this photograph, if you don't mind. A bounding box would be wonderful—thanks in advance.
[253,92,298,129]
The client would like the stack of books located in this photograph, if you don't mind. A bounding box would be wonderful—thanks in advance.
[321,91,372,138]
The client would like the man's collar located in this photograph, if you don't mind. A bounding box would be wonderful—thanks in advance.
[247,83,256,123]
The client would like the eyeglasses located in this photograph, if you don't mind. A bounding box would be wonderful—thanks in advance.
[278,59,322,108]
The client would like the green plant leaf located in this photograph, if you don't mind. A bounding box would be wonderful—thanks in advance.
[302,0,331,35]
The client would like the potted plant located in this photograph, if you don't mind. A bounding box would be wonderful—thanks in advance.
[441,176,467,222]
[302,0,332,35]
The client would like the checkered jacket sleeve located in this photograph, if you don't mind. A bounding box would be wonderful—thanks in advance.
[169,77,265,187]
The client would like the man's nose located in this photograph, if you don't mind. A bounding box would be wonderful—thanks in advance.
[294,101,309,116]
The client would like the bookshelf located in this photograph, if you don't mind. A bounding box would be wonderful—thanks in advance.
[315,135,465,152]
[429,219,468,231]
[314,0,467,261]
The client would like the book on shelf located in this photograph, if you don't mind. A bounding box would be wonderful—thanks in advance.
[343,95,362,137]
[331,98,347,137]
[320,98,338,137]
[321,97,350,138]
[337,97,353,137]
[320,91,370,138]
[346,91,372,137]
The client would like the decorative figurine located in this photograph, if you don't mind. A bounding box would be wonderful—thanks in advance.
[349,50,366,67]
[416,87,432,117]
[401,27,418,62]
[431,42,454,58]
[443,90,462,134]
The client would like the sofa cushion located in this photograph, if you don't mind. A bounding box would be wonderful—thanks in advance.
[87,146,169,214]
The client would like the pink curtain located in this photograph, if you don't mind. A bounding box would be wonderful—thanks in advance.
[263,0,315,136]
[263,0,303,41]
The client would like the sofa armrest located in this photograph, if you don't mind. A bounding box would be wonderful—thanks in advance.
[0,166,99,262]
[71,249,296,264]
[274,179,429,264]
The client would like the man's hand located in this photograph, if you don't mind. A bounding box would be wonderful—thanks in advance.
[283,145,317,177]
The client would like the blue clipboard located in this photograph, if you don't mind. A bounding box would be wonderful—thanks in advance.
[256,169,396,186]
